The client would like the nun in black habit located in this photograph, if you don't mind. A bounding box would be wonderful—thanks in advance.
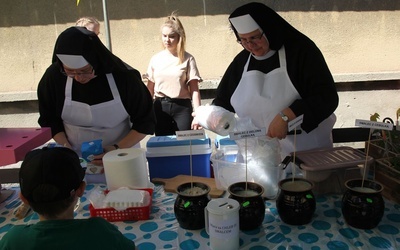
[38,27,155,162]
[212,2,339,158]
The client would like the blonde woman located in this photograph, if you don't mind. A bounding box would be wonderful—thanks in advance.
[75,16,100,35]
[145,13,202,136]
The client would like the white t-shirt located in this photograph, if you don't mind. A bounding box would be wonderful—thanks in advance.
[146,50,201,99]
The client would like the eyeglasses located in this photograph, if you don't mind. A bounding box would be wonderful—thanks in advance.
[61,66,94,78]
[237,32,264,45]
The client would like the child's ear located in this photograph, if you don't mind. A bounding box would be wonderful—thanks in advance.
[18,192,30,205]
[76,181,86,197]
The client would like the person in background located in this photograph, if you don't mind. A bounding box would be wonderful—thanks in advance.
[212,2,339,158]
[75,16,100,35]
[0,147,136,250]
[144,12,202,136]
[38,27,155,164]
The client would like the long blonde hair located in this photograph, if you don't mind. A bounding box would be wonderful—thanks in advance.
[161,12,186,64]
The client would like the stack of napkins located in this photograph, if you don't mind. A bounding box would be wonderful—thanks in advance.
[103,189,150,211]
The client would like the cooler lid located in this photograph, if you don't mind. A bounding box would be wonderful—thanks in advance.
[215,135,237,148]
[146,136,211,148]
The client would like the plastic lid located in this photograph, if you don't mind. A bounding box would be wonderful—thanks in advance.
[215,136,237,147]
[294,146,374,171]
[206,198,240,215]
[146,136,210,147]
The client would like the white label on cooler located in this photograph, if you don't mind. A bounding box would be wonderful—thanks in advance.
[175,129,206,140]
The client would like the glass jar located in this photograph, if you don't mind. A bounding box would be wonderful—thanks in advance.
[228,181,265,230]
[174,182,211,230]
[341,179,384,229]
[276,178,316,225]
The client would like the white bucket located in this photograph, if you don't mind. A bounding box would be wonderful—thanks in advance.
[205,198,240,250]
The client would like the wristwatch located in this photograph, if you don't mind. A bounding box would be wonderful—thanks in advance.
[279,111,289,122]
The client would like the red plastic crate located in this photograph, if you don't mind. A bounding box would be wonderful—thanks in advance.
[89,188,153,222]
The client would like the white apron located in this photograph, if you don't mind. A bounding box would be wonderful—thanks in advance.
[61,74,131,154]
[231,47,336,159]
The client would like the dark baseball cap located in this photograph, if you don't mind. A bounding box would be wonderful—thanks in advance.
[19,147,85,203]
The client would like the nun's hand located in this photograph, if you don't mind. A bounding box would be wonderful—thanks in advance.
[90,152,105,166]
[267,115,288,140]
[90,144,121,166]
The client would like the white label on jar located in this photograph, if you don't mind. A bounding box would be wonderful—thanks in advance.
[209,216,239,239]
[288,115,303,132]
[355,119,393,130]
[229,128,266,140]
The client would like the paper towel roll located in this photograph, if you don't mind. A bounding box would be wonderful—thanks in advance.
[195,105,236,136]
[103,148,150,190]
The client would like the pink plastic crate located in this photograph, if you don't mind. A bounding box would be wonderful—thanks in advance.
[0,127,52,166]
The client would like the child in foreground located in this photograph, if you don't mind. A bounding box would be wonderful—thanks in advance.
[0,147,136,250]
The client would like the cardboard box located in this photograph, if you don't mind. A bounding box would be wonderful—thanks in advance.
[146,136,212,179]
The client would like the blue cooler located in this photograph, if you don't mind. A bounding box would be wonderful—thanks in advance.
[214,135,238,162]
[215,135,237,150]
[146,136,212,179]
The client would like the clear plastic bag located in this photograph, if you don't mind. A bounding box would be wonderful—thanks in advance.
[233,117,284,199]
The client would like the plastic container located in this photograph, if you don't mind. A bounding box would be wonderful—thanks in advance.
[211,150,283,199]
[146,136,212,179]
[293,146,374,194]
[89,188,153,222]
[211,153,247,190]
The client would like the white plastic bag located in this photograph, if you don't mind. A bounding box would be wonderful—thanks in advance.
[195,105,236,136]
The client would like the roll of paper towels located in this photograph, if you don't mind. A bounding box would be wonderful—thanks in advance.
[195,105,236,136]
[103,148,150,190]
